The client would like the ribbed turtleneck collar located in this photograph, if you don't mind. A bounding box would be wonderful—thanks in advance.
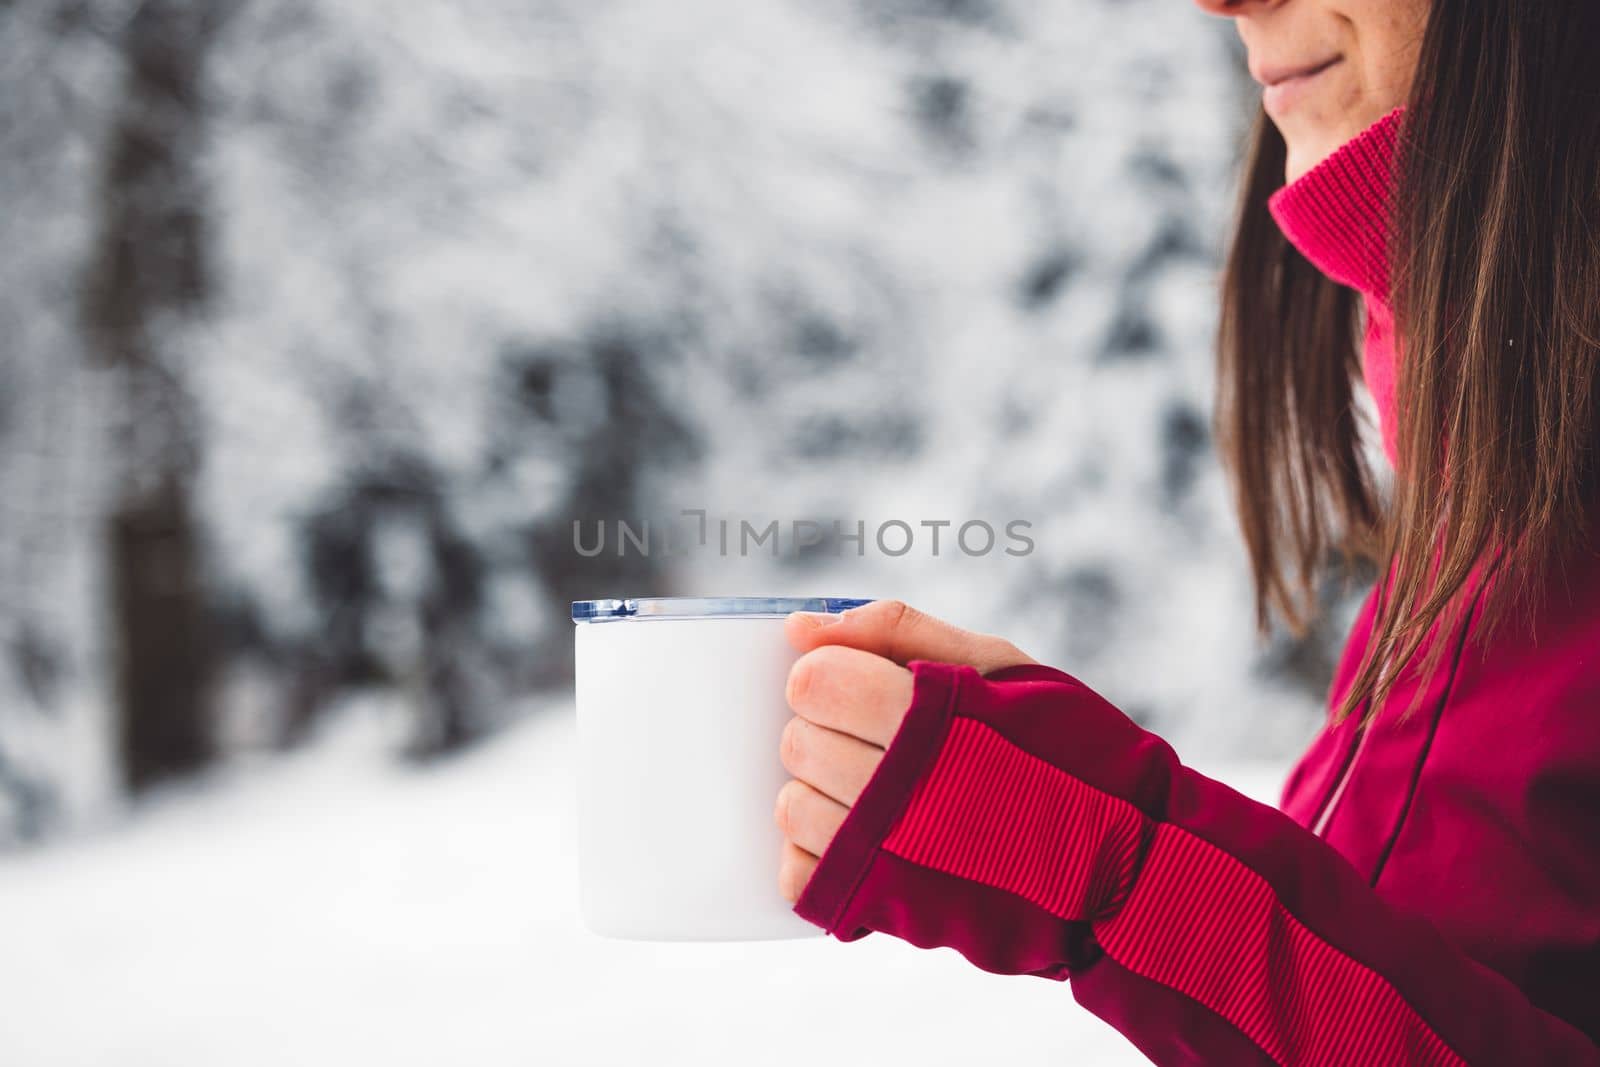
[1266,106,1406,465]
[1267,106,1403,302]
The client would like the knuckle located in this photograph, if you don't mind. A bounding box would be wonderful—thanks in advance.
[774,781,792,834]
[780,717,806,772]
[779,858,803,902]
[786,653,818,710]
[789,645,851,708]
[878,599,913,630]
[807,643,852,673]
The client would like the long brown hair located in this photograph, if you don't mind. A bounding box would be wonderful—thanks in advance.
[1217,1,1600,723]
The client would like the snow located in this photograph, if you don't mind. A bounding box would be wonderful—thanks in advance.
[0,700,1289,1066]
[4,0,1344,846]
[0,5,1330,1056]
[190,0,1333,767]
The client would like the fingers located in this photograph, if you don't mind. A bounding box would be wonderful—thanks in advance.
[778,838,818,904]
[785,645,913,748]
[780,715,882,807]
[775,778,848,861]
[785,599,1035,675]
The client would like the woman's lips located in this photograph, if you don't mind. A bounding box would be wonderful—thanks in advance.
[1258,55,1344,115]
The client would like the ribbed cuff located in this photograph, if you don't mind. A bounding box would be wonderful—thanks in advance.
[792,658,960,937]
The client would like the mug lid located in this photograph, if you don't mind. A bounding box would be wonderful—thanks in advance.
[571,596,873,623]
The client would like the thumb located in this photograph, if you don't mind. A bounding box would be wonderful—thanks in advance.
[784,599,1035,675]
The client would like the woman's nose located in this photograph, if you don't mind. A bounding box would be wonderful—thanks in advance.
[1192,0,1282,15]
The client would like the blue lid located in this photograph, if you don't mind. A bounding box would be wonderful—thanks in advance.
[572,596,874,623]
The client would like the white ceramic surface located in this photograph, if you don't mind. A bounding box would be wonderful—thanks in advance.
[575,615,821,941]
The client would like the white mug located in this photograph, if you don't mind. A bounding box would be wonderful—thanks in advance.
[573,596,871,941]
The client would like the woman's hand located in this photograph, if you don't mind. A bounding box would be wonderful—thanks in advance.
[775,600,1035,903]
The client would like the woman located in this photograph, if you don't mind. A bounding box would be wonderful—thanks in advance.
[774,2,1600,1063]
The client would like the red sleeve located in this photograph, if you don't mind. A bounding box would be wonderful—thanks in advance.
[792,660,1600,1067]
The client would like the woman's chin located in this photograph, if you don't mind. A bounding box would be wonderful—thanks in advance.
[1282,148,1317,187]
[1279,107,1398,186]
[1281,133,1346,187]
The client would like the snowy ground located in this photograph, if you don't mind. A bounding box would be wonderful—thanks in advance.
[0,701,1288,1067]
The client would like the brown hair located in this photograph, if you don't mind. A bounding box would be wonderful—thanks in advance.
[1217,1,1600,723]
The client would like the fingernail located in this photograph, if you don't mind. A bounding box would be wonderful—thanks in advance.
[793,611,844,629]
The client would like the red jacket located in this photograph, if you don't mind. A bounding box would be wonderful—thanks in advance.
[794,110,1600,1065]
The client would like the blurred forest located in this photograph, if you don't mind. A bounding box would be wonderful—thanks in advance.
[0,0,1368,846]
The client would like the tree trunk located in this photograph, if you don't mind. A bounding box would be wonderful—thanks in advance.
[81,0,237,791]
